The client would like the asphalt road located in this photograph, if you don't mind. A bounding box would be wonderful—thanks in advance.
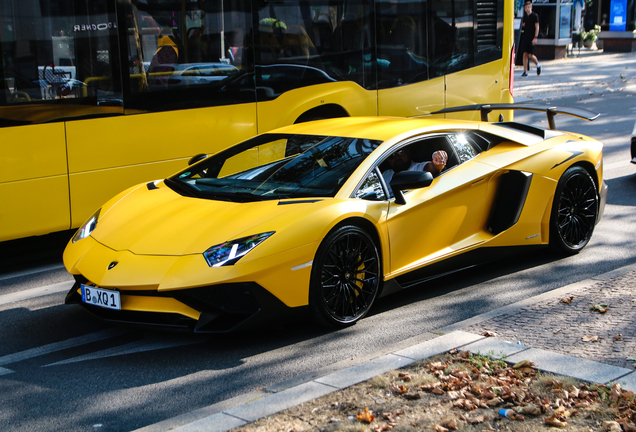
[1,72,635,432]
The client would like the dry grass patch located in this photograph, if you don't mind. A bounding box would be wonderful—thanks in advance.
[230,350,636,432]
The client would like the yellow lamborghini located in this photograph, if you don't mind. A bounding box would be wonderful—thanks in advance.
[63,104,607,332]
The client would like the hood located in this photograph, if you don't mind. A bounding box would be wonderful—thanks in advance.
[92,183,303,256]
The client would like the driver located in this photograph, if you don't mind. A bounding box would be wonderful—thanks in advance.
[382,148,448,184]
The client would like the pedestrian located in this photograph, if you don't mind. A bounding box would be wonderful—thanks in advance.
[520,0,542,77]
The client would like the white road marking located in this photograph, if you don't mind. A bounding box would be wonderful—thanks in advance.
[0,263,66,282]
[0,328,128,374]
[43,334,205,367]
[0,281,73,306]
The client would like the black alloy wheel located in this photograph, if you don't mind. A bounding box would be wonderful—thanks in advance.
[309,225,381,327]
[550,166,599,255]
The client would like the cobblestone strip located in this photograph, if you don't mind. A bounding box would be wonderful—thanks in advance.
[462,271,636,369]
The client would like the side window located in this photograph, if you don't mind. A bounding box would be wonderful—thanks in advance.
[355,169,387,200]
[0,0,122,125]
[448,133,480,163]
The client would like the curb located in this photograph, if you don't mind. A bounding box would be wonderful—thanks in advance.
[135,261,636,432]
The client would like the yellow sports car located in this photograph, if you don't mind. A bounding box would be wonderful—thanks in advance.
[63,104,607,332]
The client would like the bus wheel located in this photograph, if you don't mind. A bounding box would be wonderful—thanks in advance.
[294,104,349,124]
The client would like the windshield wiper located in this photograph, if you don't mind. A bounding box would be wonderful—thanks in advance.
[165,178,199,198]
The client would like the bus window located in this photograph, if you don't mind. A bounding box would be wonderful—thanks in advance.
[0,0,123,124]
[254,0,375,97]
[376,0,430,88]
[122,0,255,112]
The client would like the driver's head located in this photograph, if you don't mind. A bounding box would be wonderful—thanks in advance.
[387,148,412,172]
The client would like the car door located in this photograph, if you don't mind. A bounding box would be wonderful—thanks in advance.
[384,133,497,277]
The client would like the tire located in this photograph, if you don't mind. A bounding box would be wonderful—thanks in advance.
[309,225,381,327]
[549,166,599,255]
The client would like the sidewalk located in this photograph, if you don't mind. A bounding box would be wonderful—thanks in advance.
[136,264,636,432]
[513,48,636,102]
[136,51,636,432]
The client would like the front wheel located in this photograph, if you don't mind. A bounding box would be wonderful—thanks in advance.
[309,225,381,327]
[549,166,599,255]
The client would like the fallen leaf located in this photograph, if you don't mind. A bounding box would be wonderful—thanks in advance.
[545,416,567,428]
[603,420,623,431]
[582,335,599,342]
[441,418,459,430]
[591,304,609,313]
[357,407,375,423]
[560,296,574,304]
[390,383,408,394]
[398,372,412,381]
[614,334,623,341]
[518,404,541,415]
[512,360,535,369]
[481,331,497,337]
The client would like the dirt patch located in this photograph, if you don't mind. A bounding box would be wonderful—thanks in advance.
[229,349,636,432]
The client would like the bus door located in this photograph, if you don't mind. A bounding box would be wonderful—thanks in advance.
[253,0,377,133]
[65,0,258,227]
[431,0,509,118]
[376,0,445,117]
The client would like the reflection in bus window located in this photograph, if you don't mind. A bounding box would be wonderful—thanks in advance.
[123,0,254,111]
[0,0,122,124]
[255,1,375,91]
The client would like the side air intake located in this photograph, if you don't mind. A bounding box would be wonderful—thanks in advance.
[488,171,532,235]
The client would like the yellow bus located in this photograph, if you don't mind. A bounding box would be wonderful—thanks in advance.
[0,0,514,243]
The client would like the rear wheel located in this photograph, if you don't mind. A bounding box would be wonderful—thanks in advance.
[309,225,381,327]
[549,166,598,255]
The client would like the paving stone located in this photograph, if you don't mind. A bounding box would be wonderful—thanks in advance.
[392,330,484,361]
[316,354,412,389]
[462,270,636,369]
[507,348,632,384]
[173,413,246,432]
[224,381,336,422]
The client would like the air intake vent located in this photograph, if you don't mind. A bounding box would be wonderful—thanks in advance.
[476,0,498,51]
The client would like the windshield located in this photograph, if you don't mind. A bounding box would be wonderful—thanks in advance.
[168,133,382,202]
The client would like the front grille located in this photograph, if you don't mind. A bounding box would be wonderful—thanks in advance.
[174,284,260,315]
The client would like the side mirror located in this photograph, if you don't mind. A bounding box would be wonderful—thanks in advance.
[188,153,208,165]
[390,171,433,205]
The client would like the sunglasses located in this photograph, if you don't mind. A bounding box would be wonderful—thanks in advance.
[388,149,406,159]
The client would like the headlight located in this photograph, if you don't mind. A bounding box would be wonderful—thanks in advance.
[203,232,274,267]
[72,209,101,243]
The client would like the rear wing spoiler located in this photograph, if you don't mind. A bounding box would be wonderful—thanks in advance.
[431,103,600,130]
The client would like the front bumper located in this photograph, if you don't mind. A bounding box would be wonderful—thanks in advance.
[65,277,299,333]
[598,179,608,224]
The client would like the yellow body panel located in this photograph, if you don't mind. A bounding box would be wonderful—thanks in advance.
[378,78,445,117]
[0,123,71,241]
[64,103,257,230]
[256,82,377,132]
[445,60,507,121]
[0,123,68,183]
[68,159,187,227]
[385,160,494,276]
[0,176,71,242]
[66,104,257,172]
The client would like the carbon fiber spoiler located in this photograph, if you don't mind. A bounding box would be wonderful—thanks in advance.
[431,103,600,130]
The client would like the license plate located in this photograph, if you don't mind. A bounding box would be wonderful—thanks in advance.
[81,285,121,310]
